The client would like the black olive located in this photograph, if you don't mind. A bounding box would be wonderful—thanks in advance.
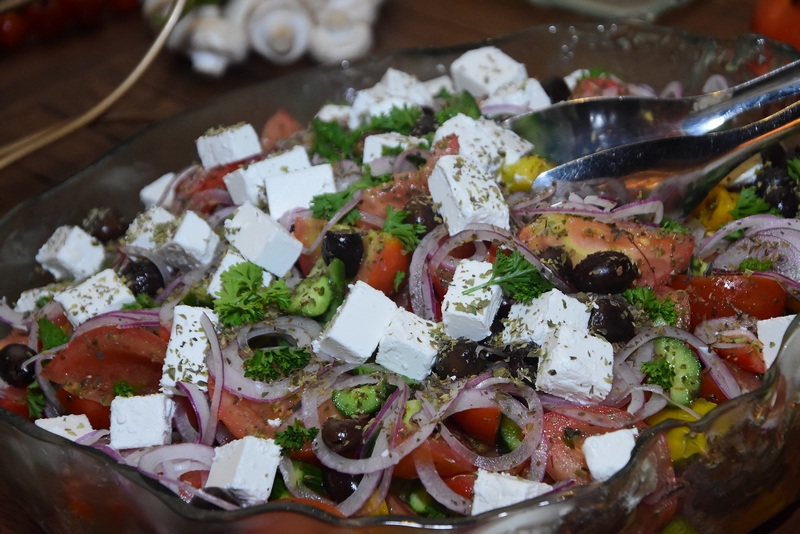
[321,230,364,278]
[490,297,512,335]
[755,166,799,218]
[505,347,539,385]
[760,144,786,168]
[83,208,127,243]
[764,185,799,218]
[541,76,572,103]
[589,297,635,343]
[321,418,363,455]
[402,195,437,234]
[120,259,165,297]
[409,107,437,137]
[322,467,362,503]
[537,246,573,280]
[569,251,638,294]
[433,339,488,380]
[0,343,36,387]
[189,486,244,510]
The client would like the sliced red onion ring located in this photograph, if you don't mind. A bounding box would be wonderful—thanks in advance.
[278,457,336,504]
[414,444,472,514]
[200,314,223,447]
[367,156,397,177]
[71,310,163,338]
[186,188,234,213]
[337,469,384,517]
[75,429,110,446]
[659,81,683,98]
[393,147,432,175]
[409,225,448,320]
[34,356,64,417]
[0,300,28,331]
[137,442,215,474]
[205,205,239,229]
[177,382,208,444]
[173,400,200,444]
[357,210,385,229]
[695,214,784,258]
[702,74,729,93]
[693,316,758,345]
[479,103,531,118]
[159,165,199,211]
[303,189,364,255]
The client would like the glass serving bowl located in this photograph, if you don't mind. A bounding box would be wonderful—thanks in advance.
[1,22,799,534]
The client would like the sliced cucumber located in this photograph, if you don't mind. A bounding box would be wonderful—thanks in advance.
[654,337,702,406]
[287,275,333,317]
[332,382,388,417]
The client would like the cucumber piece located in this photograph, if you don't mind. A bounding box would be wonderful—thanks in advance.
[654,337,702,406]
[405,483,449,518]
[332,382,387,417]
[319,259,346,323]
[499,414,522,452]
[287,275,333,317]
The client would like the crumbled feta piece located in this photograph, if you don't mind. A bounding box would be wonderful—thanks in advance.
[55,269,136,327]
[376,308,439,380]
[161,305,219,393]
[223,146,311,206]
[265,163,336,220]
[196,123,262,169]
[35,414,94,442]
[316,104,352,125]
[313,281,398,363]
[441,259,503,342]
[140,172,177,209]
[450,46,528,98]
[205,436,282,506]
[424,75,456,98]
[535,325,614,404]
[433,114,533,172]
[124,207,176,252]
[429,155,509,235]
[481,78,551,117]
[500,289,591,346]
[14,283,67,314]
[478,118,534,167]
[563,69,589,91]
[362,132,423,167]
[35,225,105,281]
[158,211,220,270]
[207,249,273,299]
[582,428,639,482]
[347,68,433,130]
[223,203,303,277]
[471,470,552,515]
[758,314,797,369]
[379,68,433,109]
[110,393,176,449]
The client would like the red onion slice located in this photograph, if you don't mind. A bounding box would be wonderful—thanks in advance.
[177,382,208,444]
[303,190,364,255]
[414,444,472,514]
[0,300,28,331]
[409,225,448,320]
[200,314,223,447]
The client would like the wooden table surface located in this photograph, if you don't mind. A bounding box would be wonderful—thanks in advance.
[2,0,800,532]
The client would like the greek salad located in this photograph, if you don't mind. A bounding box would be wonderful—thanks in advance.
[1,44,798,528]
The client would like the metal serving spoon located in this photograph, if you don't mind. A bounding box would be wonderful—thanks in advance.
[531,98,800,220]
[505,59,800,164]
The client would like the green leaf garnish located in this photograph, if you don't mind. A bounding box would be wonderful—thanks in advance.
[122,293,158,310]
[113,381,135,398]
[463,250,554,303]
[382,206,425,251]
[621,287,678,326]
[38,317,69,351]
[274,420,319,455]
[213,262,290,326]
[27,381,45,419]
[242,341,311,383]
[641,357,674,390]
[730,187,780,219]
[739,257,773,272]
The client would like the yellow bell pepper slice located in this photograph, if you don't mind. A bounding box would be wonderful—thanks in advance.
[646,399,716,461]
[691,185,739,232]
[500,155,554,192]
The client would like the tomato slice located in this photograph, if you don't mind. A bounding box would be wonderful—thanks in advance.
[0,385,30,418]
[670,274,787,330]
[261,109,303,152]
[393,434,476,479]
[293,217,327,276]
[452,406,501,446]
[56,388,111,429]
[41,326,167,406]
[712,342,767,374]
[443,473,476,499]
[354,231,410,296]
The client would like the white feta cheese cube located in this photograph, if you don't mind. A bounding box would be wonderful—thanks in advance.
[55,269,136,328]
[434,114,505,174]
[265,163,336,220]
[207,249,273,299]
[471,470,552,515]
[109,393,176,449]
[124,207,176,252]
[450,46,528,98]
[158,211,220,270]
[500,289,591,346]
[481,78,551,118]
[349,84,417,131]
[376,308,439,380]
[223,146,311,206]
[758,314,797,369]
[441,259,503,342]
[582,428,639,482]
[424,75,456,98]
[35,414,94,441]
[161,305,219,392]
[429,155,509,235]
[313,281,398,363]
[205,436,282,506]
[223,203,303,277]
[14,283,67,314]
[35,226,105,281]
[362,132,424,167]
[316,103,352,125]
[535,325,614,404]
[196,123,262,169]
[563,68,589,91]
[478,118,534,167]
[379,68,434,109]
[140,172,177,209]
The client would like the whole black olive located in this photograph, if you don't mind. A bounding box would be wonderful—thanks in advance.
[541,76,572,103]
[409,107,437,137]
[322,467,362,503]
[490,297,512,335]
[321,230,364,278]
[760,144,786,168]
[505,347,538,385]
[433,339,488,380]
[321,418,363,455]
[0,343,36,387]
[83,208,127,243]
[402,195,438,234]
[589,297,635,343]
[764,185,799,218]
[189,486,243,510]
[537,246,573,280]
[121,259,165,297]
[755,166,799,218]
[569,251,638,294]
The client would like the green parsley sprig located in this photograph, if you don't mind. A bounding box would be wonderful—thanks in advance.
[38,317,69,350]
[739,257,773,272]
[122,293,158,310]
[788,157,800,182]
[640,357,674,390]
[434,90,481,125]
[242,341,311,383]
[213,262,290,326]
[27,381,45,419]
[621,287,678,326]
[660,218,689,235]
[382,206,425,251]
[113,381,136,398]
[730,187,780,219]
[463,250,554,303]
[274,420,319,455]
[309,171,392,224]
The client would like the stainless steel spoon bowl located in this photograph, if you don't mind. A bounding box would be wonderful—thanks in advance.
[506,59,800,164]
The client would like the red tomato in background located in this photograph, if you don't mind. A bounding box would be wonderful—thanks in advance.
[24,0,66,40]
[62,0,106,27]
[713,342,767,375]
[0,12,27,49]
[752,0,800,52]
[261,109,303,152]
[443,473,476,500]
[670,274,786,330]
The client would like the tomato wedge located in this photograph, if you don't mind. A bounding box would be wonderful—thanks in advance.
[354,231,410,296]
[261,109,304,152]
[452,406,501,446]
[0,385,30,418]
[293,217,327,276]
[393,434,476,479]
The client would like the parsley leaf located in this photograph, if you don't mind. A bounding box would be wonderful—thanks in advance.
[435,90,481,125]
[788,158,800,182]
[242,341,311,383]
[310,171,392,223]
[113,381,135,397]
[660,218,689,235]
[123,293,158,310]
[463,250,554,303]
[382,206,425,251]
[739,257,773,272]
[27,381,45,419]
[213,262,290,326]
[38,317,69,350]
[393,271,406,292]
[730,187,780,219]
[641,357,674,390]
[274,420,319,455]
[35,295,51,308]
[622,287,678,326]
